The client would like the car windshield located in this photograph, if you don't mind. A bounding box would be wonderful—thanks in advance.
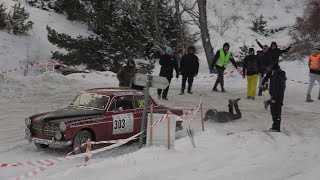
[70,93,109,110]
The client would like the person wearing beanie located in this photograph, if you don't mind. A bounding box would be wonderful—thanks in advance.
[211,43,238,93]
[243,48,259,99]
[255,39,291,91]
[256,45,272,96]
[179,46,199,95]
[265,64,286,132]
[306,49,320,102]
[117,59,138,88]
[158,47,179,100]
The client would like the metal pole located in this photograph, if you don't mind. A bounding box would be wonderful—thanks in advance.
[201,103,205,131]
[138,75,152,148]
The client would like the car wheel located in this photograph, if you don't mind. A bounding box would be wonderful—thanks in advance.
[73,130,92,154]
[35,143,49,149]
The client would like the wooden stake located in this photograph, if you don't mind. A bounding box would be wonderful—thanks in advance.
[201,103,205,131]
[149,104,154,146]
[167,115,170,150]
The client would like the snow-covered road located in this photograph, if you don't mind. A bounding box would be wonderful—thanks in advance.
[1,61,320,180]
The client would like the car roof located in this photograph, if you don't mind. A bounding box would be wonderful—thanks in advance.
[84,88,145,96]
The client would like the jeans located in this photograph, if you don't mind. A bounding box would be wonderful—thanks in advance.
[270,101,282,131]
[214,66,226,89]
[259,73,265,88]
[181,74,194,92]
[307,73,320,97]
[229,103,242,120]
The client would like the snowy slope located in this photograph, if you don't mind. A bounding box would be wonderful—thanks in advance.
[0,0,90,71]
[189,0,305,73]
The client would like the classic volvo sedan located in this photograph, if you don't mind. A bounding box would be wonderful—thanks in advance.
[25,88,183,154]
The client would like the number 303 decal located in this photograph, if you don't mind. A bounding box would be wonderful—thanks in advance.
[114,119,126,129]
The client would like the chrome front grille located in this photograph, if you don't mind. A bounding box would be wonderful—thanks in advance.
[44,125,59,137]
[31,122,58,138]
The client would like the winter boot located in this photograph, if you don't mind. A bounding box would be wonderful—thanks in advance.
[212,87,218,92]
[306,94,314,103]
[258,88,263,96]
[264,100,270,110]
[229,98,241,106]
[179,91,184,95]
[187,91,193,94]
[221,88,226,93]
[246,96,251,99]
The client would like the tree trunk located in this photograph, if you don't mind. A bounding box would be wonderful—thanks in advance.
[175,0,186,55]
[198,0,214,72]
[154,0,160,41]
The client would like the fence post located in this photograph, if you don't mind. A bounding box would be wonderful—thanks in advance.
[167,114,170,150]
[201,103,205,131]
[150,104,154,146]
[84,139,92,164]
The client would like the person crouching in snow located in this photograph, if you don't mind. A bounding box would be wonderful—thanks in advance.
[211,43,238,93]
[117,60,137,88]
[204,98,241,123]
[306,49,320,102]
[264,65,286,132]
[243,48,259,100]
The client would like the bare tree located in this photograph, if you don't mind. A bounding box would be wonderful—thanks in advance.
[210,9,240,36]
[182,0,214,72]
[175,0,186,55]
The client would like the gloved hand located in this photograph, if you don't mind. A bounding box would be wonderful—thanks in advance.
[194,74,197,77]
[242,74,245,79]
[176,74,179,78]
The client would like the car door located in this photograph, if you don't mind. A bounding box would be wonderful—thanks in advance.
[133,95,154,133]
[106,95,137,140]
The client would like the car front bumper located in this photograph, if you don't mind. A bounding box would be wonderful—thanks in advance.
[25,135,73,147]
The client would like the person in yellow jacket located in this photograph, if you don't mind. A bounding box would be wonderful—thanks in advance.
[211,43,238,93]
[306,49,320,102]
[242,48,259,100]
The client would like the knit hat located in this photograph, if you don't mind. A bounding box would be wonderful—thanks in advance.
[272,64,281,71]
[165,47,173,53]
[223,43,230,48]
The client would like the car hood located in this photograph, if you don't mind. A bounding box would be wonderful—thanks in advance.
[32,108,104,124]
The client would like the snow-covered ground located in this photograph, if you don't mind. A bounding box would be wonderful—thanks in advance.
[1,0,319,179]
[1,58,320,180]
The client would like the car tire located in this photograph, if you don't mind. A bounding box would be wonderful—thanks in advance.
[35,143,49,149]
[73,130,92,154]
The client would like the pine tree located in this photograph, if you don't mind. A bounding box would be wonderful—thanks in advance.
[54,0,86,21]
[0,3,7,30]
[250,14,267,34]
[7,3,34,35]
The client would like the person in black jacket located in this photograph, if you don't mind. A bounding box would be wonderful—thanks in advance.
[256,39,291,89]
[211,43,238,93]
[157,47,179,100]
[243,48,259,99]
[179,46,199,95]
[256,45,272,96]
[265,65,286,132]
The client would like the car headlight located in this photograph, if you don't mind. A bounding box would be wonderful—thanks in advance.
[25,118,31,128]
[25,128,31,136]
[54,132,63,140]
[59,122,67,132]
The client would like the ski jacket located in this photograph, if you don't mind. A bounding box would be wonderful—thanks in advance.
[269,69,286,105]
[180,53,199,76]
[117,65,137,87]
[212,49,237,69]
[257,41,291,66]
[256,51,272,73]
[309,50,320,74]
[243,54,259,76]
[159,54,179,79]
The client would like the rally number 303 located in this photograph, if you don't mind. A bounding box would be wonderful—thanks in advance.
[114,119,125,129]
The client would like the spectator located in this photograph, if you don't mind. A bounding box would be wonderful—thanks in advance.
[243,48,259,99]
[306,49,320,102]
[179,46,199,95]
[157,47,179,100]
[117,60,137,88]
[211,43,238,93]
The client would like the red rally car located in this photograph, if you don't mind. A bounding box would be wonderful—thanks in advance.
[25,88,183,154]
